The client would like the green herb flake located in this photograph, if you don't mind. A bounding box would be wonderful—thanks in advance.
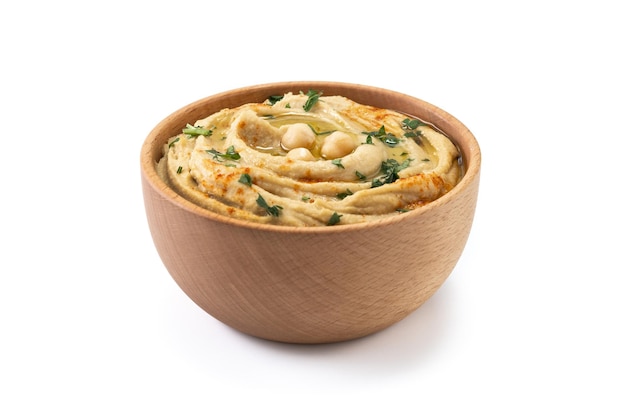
[355,171,366,181]
[371,158,412,188]
[404,131,422,140]
[238,173,252,186]
[302,196,311,202]
[206,146,241,161]
[268,95,284,105]
[182,124,213,137]
[303,89,322,112]
[402,118,425,141]
[176,166,183,174]
[327,212,342,226]
[256,194,283,217]
[332,159,345,169]
[336,189,353,200]
[402,118,426,130]
[363,125,401,147]
[168,137,181,148]
[225,146,240,159]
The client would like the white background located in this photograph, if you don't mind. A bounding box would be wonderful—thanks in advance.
[1,1,624,415]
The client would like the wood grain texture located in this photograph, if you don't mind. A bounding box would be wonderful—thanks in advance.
[140,81,481,344]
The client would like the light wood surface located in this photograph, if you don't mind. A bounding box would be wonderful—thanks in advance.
[140,81,481,343]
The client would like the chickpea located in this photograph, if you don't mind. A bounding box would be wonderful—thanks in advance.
[281,123,316,151]
[286,147,316,161]
[321,131,357,159]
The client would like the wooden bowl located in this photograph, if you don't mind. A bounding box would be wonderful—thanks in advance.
[140,81,481,344]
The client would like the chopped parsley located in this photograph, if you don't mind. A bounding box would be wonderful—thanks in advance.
[363,125,401,147]
[336,189,353,200]
[183,124,213,137]
[168,137,180,148]
[176,166,183,174]
[402,118,425,141]
[206,146,241,161]
[332,158,345,169]
[327,212,342,226]
[303,89,322,111]
[371,158,412,188]
[267,95,284,105]
[238,173,252,186]
[355,171,366,181]
[256,194,283,217]
[402,118,426,130]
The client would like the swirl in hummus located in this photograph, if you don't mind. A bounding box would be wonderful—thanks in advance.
[156,91,462,226]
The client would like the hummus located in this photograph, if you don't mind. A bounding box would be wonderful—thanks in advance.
[156,91,462,226]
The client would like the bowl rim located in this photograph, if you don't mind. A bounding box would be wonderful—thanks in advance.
[140,81,481,235]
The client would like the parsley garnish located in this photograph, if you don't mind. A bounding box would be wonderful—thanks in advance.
[332,158,345,169]
[355,171,366,181]
[256,194,283,217]
[268,95,284,105]
[402,118,425,141]
[176,166,183,174]
[337,189,353,200]
[168,137,180,148]
[183,124,213,137]
[303,90,322,111]
[371,158,412,188]
[206,146,241,161]
[363,125,401,147]
[402,118,426,130]
[238,173,252,186]
[327,212,342,226]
